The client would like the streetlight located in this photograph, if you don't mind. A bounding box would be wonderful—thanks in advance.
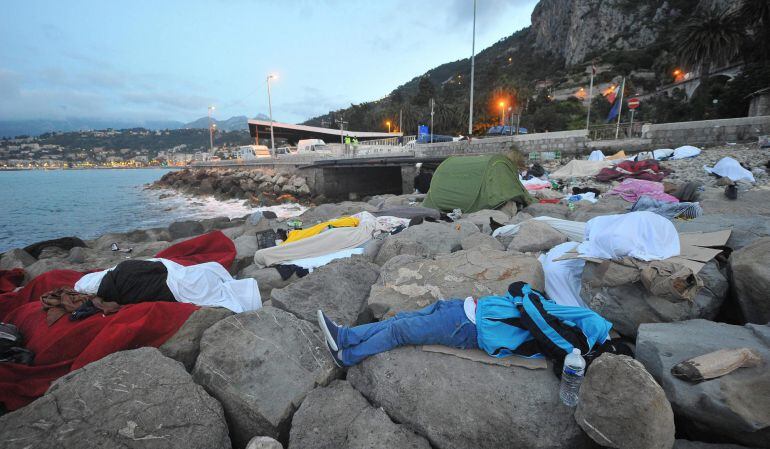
[386,121,391,133]
[468,0,476,137]
[266,74,277,156]
[207,106,215,152]
[498,100,505,126]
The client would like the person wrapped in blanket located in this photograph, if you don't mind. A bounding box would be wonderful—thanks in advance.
[317,281,631,374]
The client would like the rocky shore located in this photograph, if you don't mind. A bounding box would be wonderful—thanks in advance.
[150,168,314,207]
[1,145,770,449]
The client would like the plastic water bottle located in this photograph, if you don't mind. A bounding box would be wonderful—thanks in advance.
[559,348,586,407]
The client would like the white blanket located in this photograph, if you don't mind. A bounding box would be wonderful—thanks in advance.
[491,216,587,242]
[672,145,701,160]
[704,157,755,182]
[539,242,587,308]
[74,258,261,313]
[285,247,365,272]
[577,211,680,261]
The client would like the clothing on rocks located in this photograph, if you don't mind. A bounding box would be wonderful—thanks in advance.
[491,216,587,242]
[538,242,587,308]
[275,264,310,281]
[23,237,86,259]
[550,159,613,179]
[95,260,176,305]
[595,160,669,183]
[413,171,433,194]
[283,247,365,272]
[671,145,701,160]
[528,163,546,177]
[630,195,703,220]
[636,149,674,161]
[0,231,235,410]
[76,258,261,313]
[283,216,360,244]
[337,299,478,366]
[588,150,605,161]
[520,176,552,191]
[0,268,25,293]
[40,288,121,325]
[704,157,755,183]
[640,260,704,302]
[606,178,679,203]
[254,211,377,268]
[572,187,601,196]
[568,192,598,203]
[577,211,680,261]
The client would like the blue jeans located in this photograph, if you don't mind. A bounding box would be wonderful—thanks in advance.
[337,299,478,366]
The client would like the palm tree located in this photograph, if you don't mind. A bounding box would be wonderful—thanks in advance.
[735,0,770,63]
[676,7,743,77]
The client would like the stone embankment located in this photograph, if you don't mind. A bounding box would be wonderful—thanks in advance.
[151,168,313,206]
[2,150,770,448]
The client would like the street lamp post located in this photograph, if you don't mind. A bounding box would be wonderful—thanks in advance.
[498,101,505,126]
[207,106,215,152]
[468,0,476,138]
[266,74,277,156]
[386,121,391,133]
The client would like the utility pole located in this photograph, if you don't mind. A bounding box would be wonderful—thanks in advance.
[586,60,595,130]
[207,106,215,152]
[615,77,625,139]
[429,98,435,143]
[467,0,476,138]
[336,118,348,144]
[509,107,513,135]
[266,74,277,156]
[398,108,403,135]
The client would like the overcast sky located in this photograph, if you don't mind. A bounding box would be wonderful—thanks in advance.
[1,0,537,124]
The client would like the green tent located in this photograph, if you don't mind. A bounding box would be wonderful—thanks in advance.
[422,154,533,213]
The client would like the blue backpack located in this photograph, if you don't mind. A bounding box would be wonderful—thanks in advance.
[475,282,612,363]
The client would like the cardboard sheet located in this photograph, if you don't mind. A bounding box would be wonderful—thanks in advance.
[553,229,731,274]
[420,345,547,370]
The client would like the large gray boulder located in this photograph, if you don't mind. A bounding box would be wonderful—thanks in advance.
[729,237,770,324]
[0,248,36,270]
[271,258,380,325]
[159,307,234,371]
[673,440,753,449]
[297,202,377,224]
[246,436,283,449]
[288,380,430,449]
[168,220,205,240]
[507,219,568,253]
[464,209,512,233]
[575,353,675,449]
[374,237,431,265]
[461,233,505,251]
[0,347,231,449]
[237,265,299,298]
[636,320,770,448]
[674,214,770,250]
[385,220,480,255]
[368,248,543,320]
[581,260,727,338]
[192,307,340,446]
[348,347,593,449]
[232,234,258,274]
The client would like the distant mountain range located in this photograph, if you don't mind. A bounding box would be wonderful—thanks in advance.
[0,114,269,138]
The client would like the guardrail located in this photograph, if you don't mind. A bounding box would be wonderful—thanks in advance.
[357,135,416,146]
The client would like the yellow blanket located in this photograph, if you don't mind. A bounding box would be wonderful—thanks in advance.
[282,217,360,244]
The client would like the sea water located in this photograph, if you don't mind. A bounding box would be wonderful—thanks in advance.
[0,169,305,252]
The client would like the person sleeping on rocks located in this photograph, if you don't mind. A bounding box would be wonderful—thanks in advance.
[317,282,627,369]
[74,258,261,313]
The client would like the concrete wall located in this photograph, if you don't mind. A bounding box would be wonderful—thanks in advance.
[642,115,770,147]
[749,94,770,117]
[415,130,588,158]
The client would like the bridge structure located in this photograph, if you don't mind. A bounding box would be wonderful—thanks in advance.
[247,119,400,145]
[194,114,770,200]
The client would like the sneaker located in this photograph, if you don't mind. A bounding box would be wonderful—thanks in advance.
[324,339,344,368]
[316,309,341,351]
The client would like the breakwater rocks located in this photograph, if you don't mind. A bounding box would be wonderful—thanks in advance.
[2,188,770,448]
[152,168,312,205]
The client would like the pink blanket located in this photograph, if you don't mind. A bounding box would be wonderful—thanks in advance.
[606,179,679,203]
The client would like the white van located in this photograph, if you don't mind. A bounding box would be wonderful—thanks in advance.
[297,139,329,153]
[236,145,271,159]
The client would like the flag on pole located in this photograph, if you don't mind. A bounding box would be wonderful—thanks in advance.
[606,87,622,122]
[605,84,619,104]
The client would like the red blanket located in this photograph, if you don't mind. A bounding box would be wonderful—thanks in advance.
[0,231,235,410]
[595,160,669,183]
